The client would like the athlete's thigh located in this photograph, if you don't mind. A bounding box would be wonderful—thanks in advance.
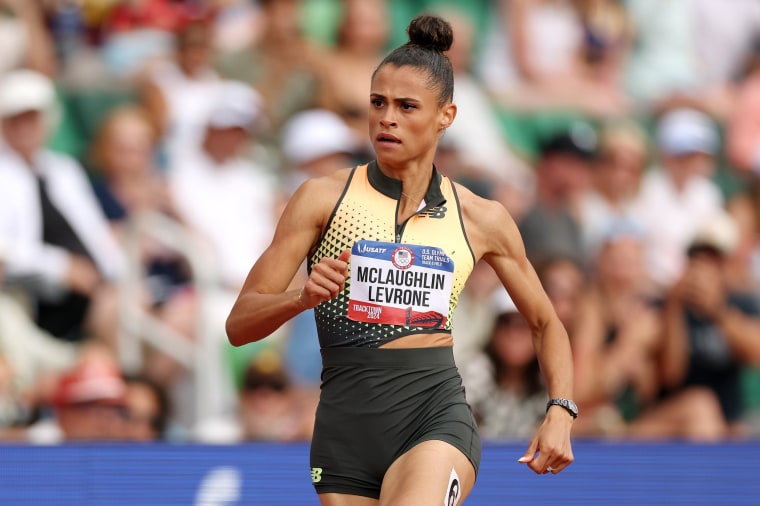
[379,440,476,506]
[319,493,378,506]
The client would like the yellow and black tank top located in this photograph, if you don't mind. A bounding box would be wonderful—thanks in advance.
[309,161,475,348]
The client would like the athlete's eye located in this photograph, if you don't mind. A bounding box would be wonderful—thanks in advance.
[371,98,384,108]
[401,102,416,111]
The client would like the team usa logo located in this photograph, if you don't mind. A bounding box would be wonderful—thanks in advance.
[391,246,414,270]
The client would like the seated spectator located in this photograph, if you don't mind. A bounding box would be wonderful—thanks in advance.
[168,79,276,293]
[578,118,649,256]
[141,17,221,167]
[655,213,760,438]
[726,43,760,178]
[632,108,725,291]
[238,348,314,442]
[461,290,547,441]
[278,108,360,388]
[123,373,171,442]
[536,254,588,334]
[279,108,361,195]
[316,0,389,150]
[440,6,534,206]
[215,0,326,136]
[519,120,598,269]
[0,69,124,347]
[571,220,663,437]
[167,80,278,433]
[0,0,56,77]
[480,0,629,117]
[24,343,129,443]
[88,105,193,325]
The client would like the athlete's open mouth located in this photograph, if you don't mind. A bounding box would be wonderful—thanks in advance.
[377,133,401,144]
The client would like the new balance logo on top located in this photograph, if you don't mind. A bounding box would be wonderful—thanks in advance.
[418,206,447,219]
[311,467,323,483]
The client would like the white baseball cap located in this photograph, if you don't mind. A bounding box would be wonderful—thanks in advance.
[687,211,739,257]
[0,69,57,119]
[281,109,358,166]
[207,80,264,133]
[656,108,718,157]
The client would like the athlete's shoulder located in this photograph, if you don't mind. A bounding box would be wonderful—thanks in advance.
[451,180,508,219]
[295,167,354,198]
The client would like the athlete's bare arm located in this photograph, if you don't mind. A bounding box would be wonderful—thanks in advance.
[457,184,575,474]
[226,169,352,347]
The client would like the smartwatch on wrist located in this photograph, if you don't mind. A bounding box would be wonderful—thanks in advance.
[546,398,578,419]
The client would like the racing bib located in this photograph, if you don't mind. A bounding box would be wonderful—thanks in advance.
[347,240,454,328]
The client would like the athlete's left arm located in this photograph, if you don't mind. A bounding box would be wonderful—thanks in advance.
[460,189,575,475]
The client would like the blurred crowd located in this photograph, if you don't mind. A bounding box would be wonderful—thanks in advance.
[1,0,760,444]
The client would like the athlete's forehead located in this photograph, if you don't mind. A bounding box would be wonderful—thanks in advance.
[370,64,436,103]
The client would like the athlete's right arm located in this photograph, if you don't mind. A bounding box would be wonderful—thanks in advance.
[225,172,350,347]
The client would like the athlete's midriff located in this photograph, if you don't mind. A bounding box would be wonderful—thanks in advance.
[379,332,453,349]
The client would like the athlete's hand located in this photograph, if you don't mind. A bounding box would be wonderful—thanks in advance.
[518,409,574,475]
[300,249,351,308]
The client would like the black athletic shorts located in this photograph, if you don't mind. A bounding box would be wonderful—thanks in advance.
[310,346,481,499]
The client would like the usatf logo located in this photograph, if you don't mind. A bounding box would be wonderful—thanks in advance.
[419,206,447,219]
[311,467,323,483]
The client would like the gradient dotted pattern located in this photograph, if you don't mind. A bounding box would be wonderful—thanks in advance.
[309,165,474,348]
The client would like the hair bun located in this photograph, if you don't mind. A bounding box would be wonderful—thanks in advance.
[406,15,453,53]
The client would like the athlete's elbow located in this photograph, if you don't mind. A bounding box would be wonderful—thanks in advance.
[225,315,255,347]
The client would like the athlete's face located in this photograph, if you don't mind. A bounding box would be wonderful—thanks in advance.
[369,64,455,168]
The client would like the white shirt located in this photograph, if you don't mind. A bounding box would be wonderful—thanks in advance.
[631,167,724,287]
[168,148,277,290]
[0,146,124,293]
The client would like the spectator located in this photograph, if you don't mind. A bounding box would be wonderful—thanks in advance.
[88,105,193,326]
[167,80,277,432]
[317,0,389,150]
[278,108,360,387]
[438,5,534,213]
[631,108,725,291]
[25,343,129,443]
[518,120,598,268]
[571,220,663,437]
[279,108,361,194]
[0,244,78,429]
[726,43,760,178]
[215,0,325,136]
[657,212,760,437]
[0,69,124,347]
[96,0,183,80]
[168,79,276,293]
[536,255,588,334]
[461,290,547,441]
[574,0,633,90]
[0,0,56,77]
[141,18,221,167]
[238,348,314,442]
[578,118,649,256]
[480,0,628,117]
[724,192,760,301]
[123,373,171,442]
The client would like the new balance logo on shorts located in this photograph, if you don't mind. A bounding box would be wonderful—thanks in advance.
[311,467,323,483]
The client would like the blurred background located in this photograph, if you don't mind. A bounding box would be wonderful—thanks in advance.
[1,0,760,502]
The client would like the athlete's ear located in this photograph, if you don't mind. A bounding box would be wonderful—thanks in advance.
[439,103,457,132]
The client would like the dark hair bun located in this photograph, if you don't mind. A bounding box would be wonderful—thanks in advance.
[407,15,453,53]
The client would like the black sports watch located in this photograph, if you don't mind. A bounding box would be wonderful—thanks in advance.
[546,398,578,419]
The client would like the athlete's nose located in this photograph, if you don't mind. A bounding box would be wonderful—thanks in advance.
[379,110,397,128]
